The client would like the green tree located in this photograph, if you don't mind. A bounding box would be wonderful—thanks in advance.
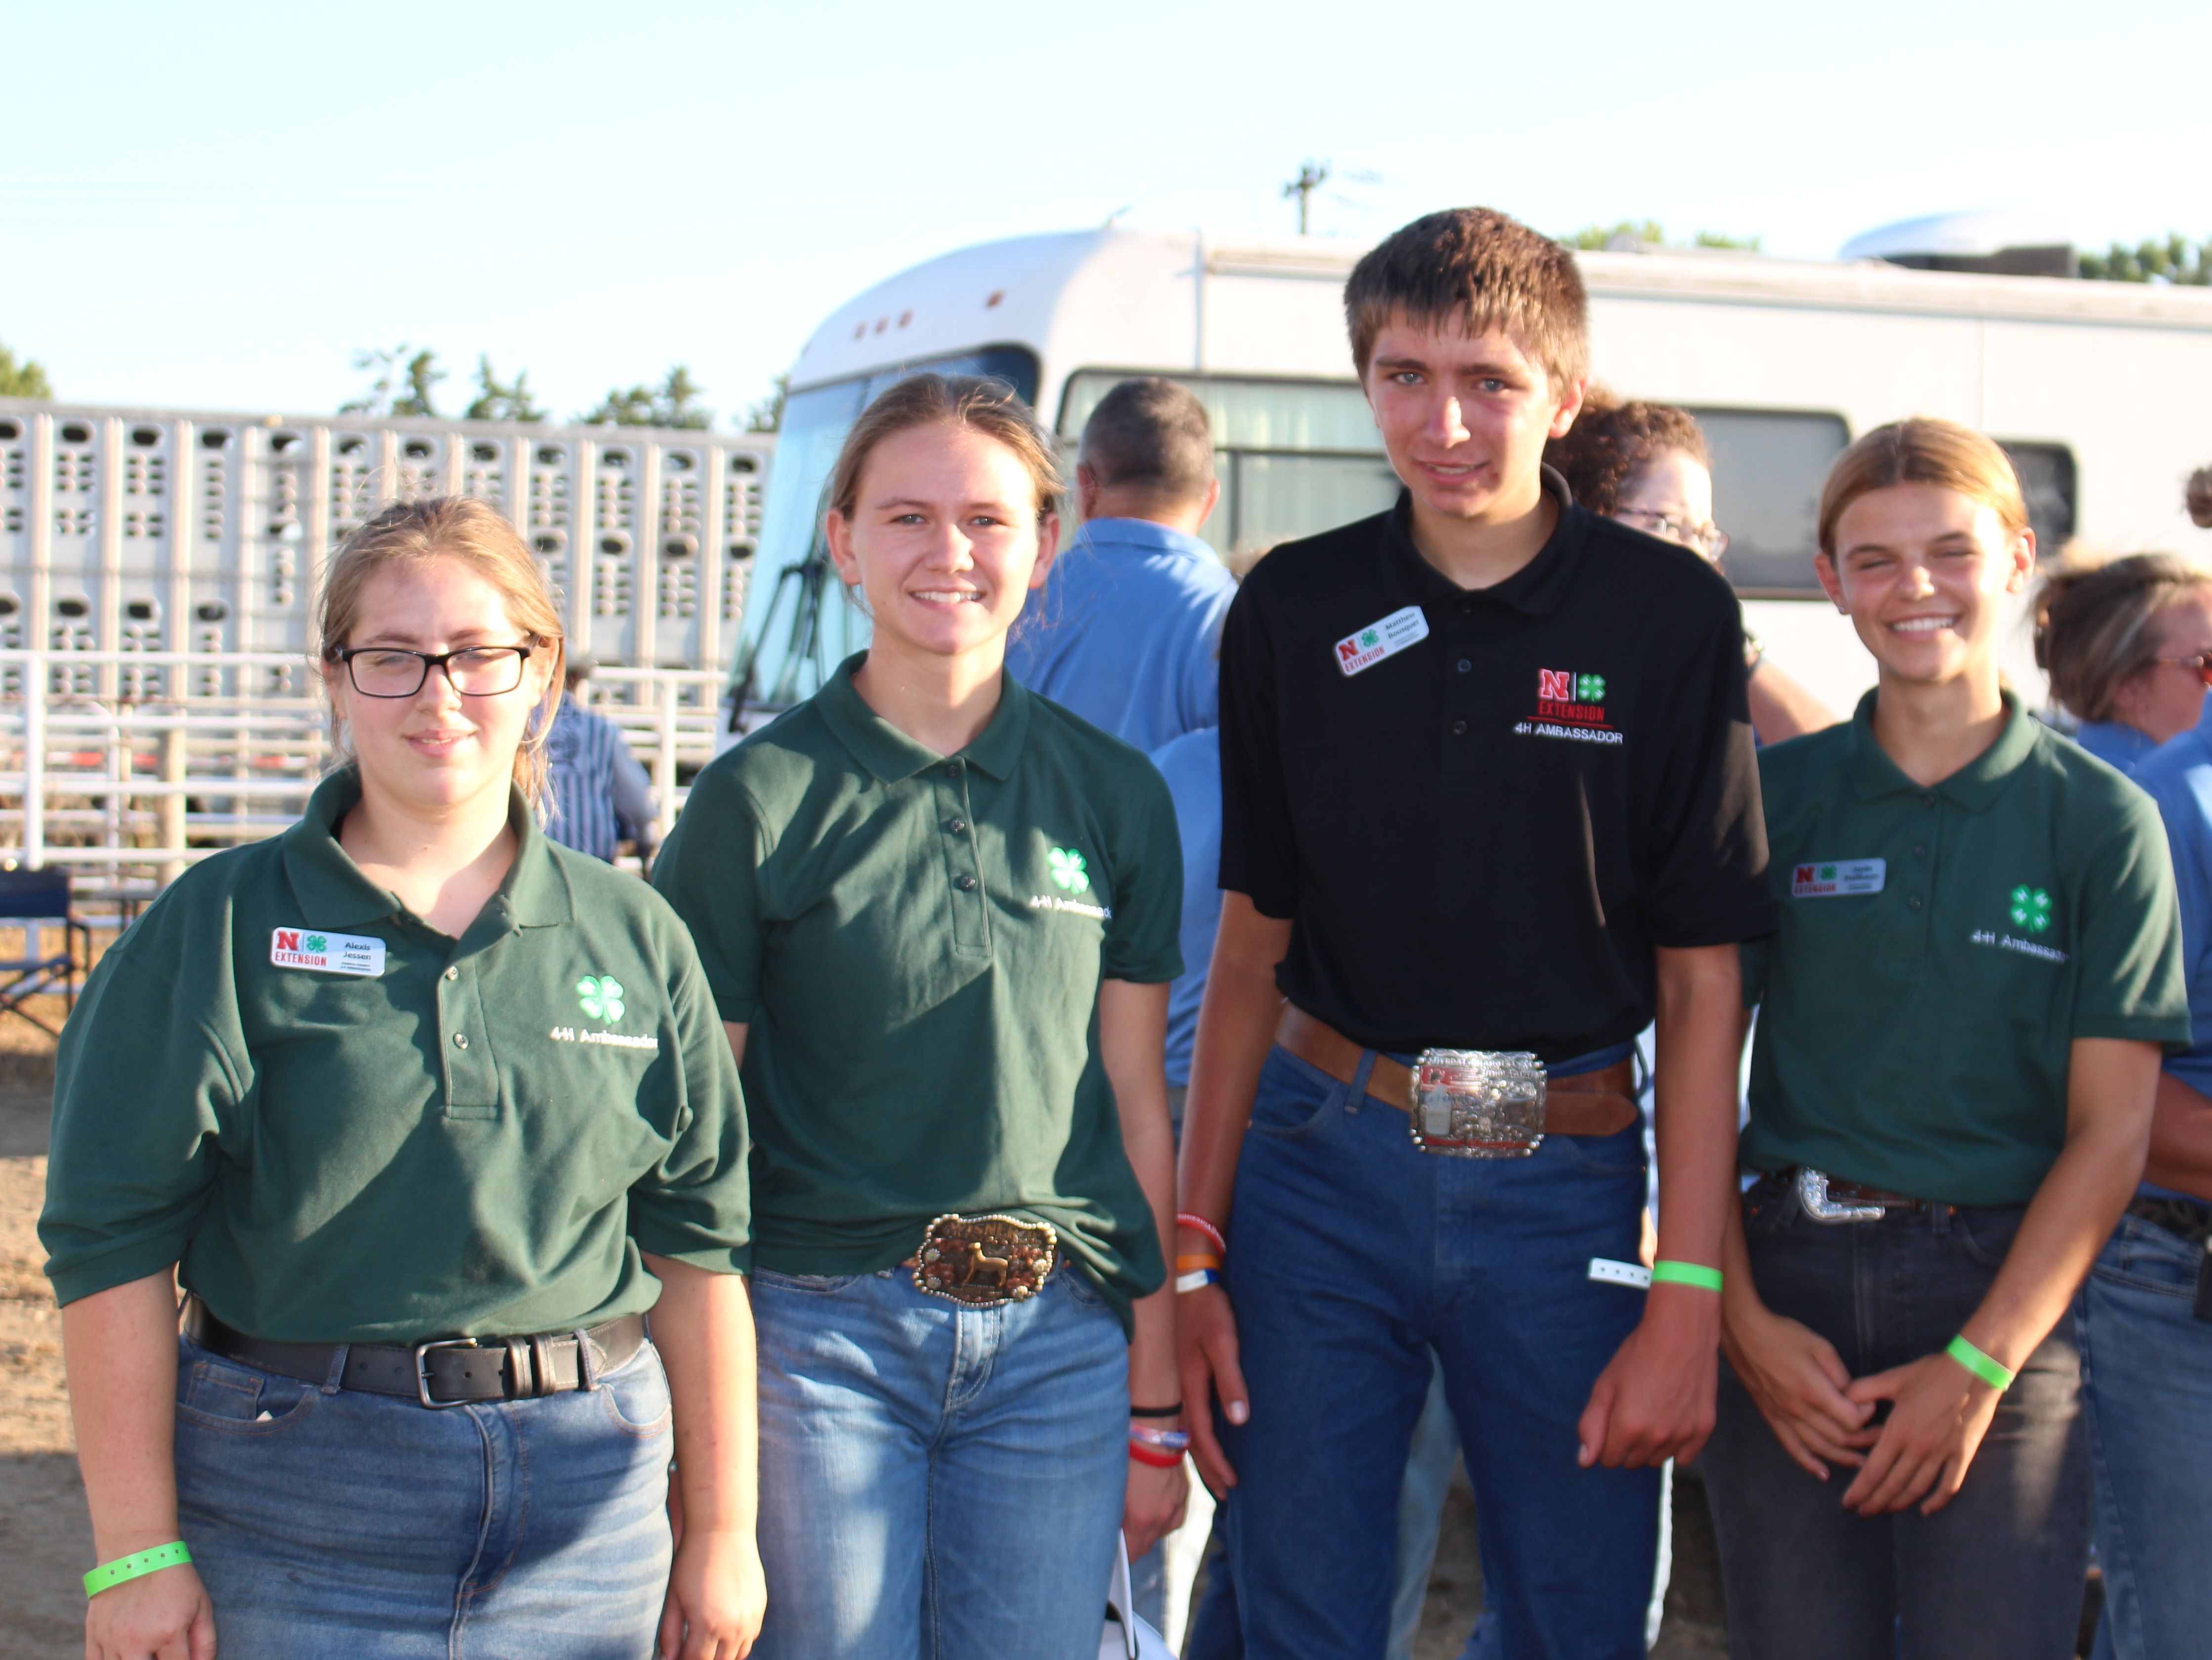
[341,345,445,418]
[742,372,788,433]
[0,340,52,398]
[1566,221,1761,253]
[580,366,712,429]
[2079,233,2210,285]
[463,355,548,423]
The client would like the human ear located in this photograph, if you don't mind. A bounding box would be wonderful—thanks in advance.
[1548,375,1589,439]
[1028,512,1062,591]
[824,510,863,588]
[1814,552,1849,614]
[2001,528,2038,594]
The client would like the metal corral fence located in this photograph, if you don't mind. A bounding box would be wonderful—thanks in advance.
[0,649,724,920]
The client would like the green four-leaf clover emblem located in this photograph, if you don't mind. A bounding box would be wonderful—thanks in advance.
[2008,886,2052,933]
[1360,628,1380,648]
[1048,847,1089,894]
[1817,865,1837,882]
[304,933,327,953]
[1576,673,1606,702]
[577,975,626,1022]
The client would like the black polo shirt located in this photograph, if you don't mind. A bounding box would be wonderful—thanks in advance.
[1218,473,1774,1059]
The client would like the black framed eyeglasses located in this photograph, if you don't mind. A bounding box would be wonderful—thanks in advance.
[331,645,534,698]
[2154,652,2212,686]
[1616,507,1730,561]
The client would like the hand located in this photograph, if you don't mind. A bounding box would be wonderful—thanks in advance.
[1123,1452,1190,1559]
[1721,1301,1877,1480]
[658,1527,766,1660]
[1577,1284,1721,1470]
[1840,1353,2002,1516]
[1175,1284,1248,1497]
[86,1561,216,1660]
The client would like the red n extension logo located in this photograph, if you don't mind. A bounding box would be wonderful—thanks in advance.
[1538,669,1572,702]
[275,930,301,951]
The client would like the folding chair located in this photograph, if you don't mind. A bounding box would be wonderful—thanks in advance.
[0,867,90,1038]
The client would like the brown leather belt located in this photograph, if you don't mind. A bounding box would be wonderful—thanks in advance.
[1275,1006,1640,1137]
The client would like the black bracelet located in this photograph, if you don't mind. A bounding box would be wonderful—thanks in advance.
[1129,1401,1183,1418]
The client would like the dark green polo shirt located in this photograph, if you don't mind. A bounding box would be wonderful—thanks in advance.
[1742,691,2190,1204]
[40,769,749,1342]
[652,655,1183,1329]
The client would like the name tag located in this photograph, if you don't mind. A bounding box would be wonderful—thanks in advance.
[1790,858,1885,898]
[270,927,387,976]
[1334,605,1430,677]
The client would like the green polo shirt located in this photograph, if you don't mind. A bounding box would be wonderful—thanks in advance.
[1742,691,2190,1204]
[652,655,1183,1330]
[40,768,749,1342]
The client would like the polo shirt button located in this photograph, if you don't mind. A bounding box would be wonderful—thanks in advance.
[1922,793,1937,808]
[1450,720,1467,736]
[956,875,978,892]
[444,966,459,980]
[1907,895,1923,910]
[946,762,963,778]
[1456,659,1472,674]
[1913,846,1927,859]
[452,1032,469,1049]
[948,818,966,834]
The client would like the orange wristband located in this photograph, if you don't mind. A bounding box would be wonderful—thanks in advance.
[1175,1253,1222,1272]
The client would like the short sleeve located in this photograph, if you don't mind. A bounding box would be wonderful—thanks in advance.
[1177,579,1235,738]
[1216,581,1297,917]
[1739,935,1770,1010]
[1102,759,1186,984]
[40,949,243,1306]
[625,943,752,1274]
[2069,786,2192,1048]
[1641,592,1776,948]
[651,761,768,1022]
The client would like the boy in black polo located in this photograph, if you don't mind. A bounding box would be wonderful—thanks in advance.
[1175,208,1773,1659]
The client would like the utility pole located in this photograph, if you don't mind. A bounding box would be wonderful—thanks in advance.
[1283,161,1329,236]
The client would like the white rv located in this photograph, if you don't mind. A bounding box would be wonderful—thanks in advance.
[735,226,2212,722]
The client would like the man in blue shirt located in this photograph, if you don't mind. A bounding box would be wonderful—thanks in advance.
[543,658,659,863]
[2079,703,2212,1660]
[1005,378,1236,752]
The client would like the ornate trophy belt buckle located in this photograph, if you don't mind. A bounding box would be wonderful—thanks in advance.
[913,1213,1058,1307]
[1409,1050,1546,1157]
[1795,1167,1887,1224]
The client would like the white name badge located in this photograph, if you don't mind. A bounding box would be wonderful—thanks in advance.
[270,927,387,976]
[1790,858,1886,898]
[1334,605,1430,677]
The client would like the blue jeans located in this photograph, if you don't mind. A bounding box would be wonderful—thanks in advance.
[174,1334,674,1659]
[2078,1212,2212,1660]
[1702,1176,2088,1660]
[749,1264,1129,1660]
[1216,1044,1659,1660]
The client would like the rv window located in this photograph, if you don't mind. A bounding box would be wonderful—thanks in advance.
[1683,409,1851,596]
[1059,373,1382,456]
[1996,442,2078,553]
[1216,453,1403,560]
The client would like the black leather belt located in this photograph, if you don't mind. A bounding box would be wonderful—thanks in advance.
[182,1295,646,1408]
[2128,1194,2212,1245]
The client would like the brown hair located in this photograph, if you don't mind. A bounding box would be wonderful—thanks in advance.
[2187,466,2212,529]
[1544,386,1710,514]
[1345,208,1589,389]
[2035,553,2212,723]
[1079,376,1214,507]
[315,496,566,802]
[828,373,1063,523]
[1817,418,2029,557]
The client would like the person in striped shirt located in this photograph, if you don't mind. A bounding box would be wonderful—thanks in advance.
[543,656,659,863]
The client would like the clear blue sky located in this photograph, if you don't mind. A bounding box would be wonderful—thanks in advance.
[1,0,2203,424]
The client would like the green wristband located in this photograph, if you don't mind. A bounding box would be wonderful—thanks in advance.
[1649,1260,1724,1292]
[84,1541,191,1599]
[1945,1334,2016,1391]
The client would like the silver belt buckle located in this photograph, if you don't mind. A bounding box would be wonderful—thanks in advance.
[1796,1167,1886,1224]
[1409,1050,1546,1157]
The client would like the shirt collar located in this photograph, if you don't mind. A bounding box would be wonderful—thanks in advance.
[1381,464,1584,616]
[1071,517,1215,563]
[815,651,1032,783]
[1843,687,2041,810]
[280,767,574,932]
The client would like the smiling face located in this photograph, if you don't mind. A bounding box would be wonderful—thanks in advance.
[824,420,1058,666]
[323,555,551,816]
[1360,312,1582,524]
[1817,483,2035,687]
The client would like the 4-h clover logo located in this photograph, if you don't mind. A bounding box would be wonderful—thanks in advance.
[1048,848,1090,894]
[1576,673,1606,702]
[303,934,327,953]
[1817,865,1837,882]
[1360,628,1380,648]
[576,975,626,1022]
[2008,886,2053,933]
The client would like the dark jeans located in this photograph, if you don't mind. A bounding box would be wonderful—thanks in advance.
[1702,1176,2089,1660]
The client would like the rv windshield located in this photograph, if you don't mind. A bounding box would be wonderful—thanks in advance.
[736,346,1040,714]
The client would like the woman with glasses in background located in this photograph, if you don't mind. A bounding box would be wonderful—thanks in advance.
[2037,546,2212,1660]
[1548,390,1834,745]
[42,496,762,1660]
